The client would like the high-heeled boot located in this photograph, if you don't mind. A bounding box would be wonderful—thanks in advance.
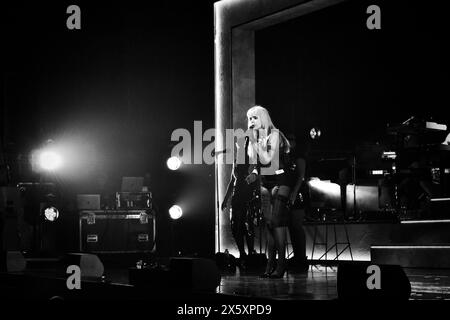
[269,260,287,278]
[259,259,276,278]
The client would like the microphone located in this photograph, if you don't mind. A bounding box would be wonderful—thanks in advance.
[244,135,249,146]
[244,135,250,164]
[211,148,230,156]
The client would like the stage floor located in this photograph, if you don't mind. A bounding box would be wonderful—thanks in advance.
[218,267,450,300]
[3,259,450,301]
[94,263,450,300]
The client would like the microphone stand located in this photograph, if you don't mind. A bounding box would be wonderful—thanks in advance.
[245,129,262,253]
[254,130,263,254]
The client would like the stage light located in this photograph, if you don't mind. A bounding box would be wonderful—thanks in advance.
[308,179,340,195]
[167,156,182,170]
[310,127,321,140]
[382,151,397,160]
[308,178,341,209]
[43,206,59,221]
[38,150,63,171]
[169,205,183,220]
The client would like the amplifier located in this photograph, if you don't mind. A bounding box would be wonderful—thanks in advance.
[115,192,152,209]
[79,210,155,253]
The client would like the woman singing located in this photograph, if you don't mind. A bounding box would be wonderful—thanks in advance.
[245,106,291,278]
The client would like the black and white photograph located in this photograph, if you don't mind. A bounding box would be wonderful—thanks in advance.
[1,0,450,314]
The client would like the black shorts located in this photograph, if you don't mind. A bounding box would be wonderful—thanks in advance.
[261,173,290,227]
[260,173,290,189]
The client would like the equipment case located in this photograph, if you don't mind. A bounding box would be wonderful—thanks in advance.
[79,210,155,253]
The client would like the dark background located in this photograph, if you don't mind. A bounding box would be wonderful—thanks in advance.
[1,1,217,257]
[1,0,449,257]
[256,0,449,181]
[257,0,449,152]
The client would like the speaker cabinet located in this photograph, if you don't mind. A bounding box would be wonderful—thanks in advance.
[337,261,411,300]
[0,251,26,272]
[62,253,104,279]
[129,257,221,292]
[170,257,221,292]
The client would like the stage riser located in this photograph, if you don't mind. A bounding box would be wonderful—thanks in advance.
[371,247,450,268]
[389,223,450,244]
[303,221,450,262]
[304,224,393,261]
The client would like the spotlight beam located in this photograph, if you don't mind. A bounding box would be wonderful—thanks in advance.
[167,156,182,171]
[39,150,63,171]
[169,205,183,220]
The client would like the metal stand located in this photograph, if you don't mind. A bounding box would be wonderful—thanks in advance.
[310,209,353,272]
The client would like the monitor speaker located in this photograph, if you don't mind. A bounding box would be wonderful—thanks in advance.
[337,261,411,300]
[0,251,26,272]
[62,253,104,279]
[169,257,221,292]
[129,257,221,292]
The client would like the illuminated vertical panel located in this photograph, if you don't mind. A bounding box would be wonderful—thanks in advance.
[214,0,348,256]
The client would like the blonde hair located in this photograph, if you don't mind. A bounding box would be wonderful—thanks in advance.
[246,105,290,157]
[246,105,275,134]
